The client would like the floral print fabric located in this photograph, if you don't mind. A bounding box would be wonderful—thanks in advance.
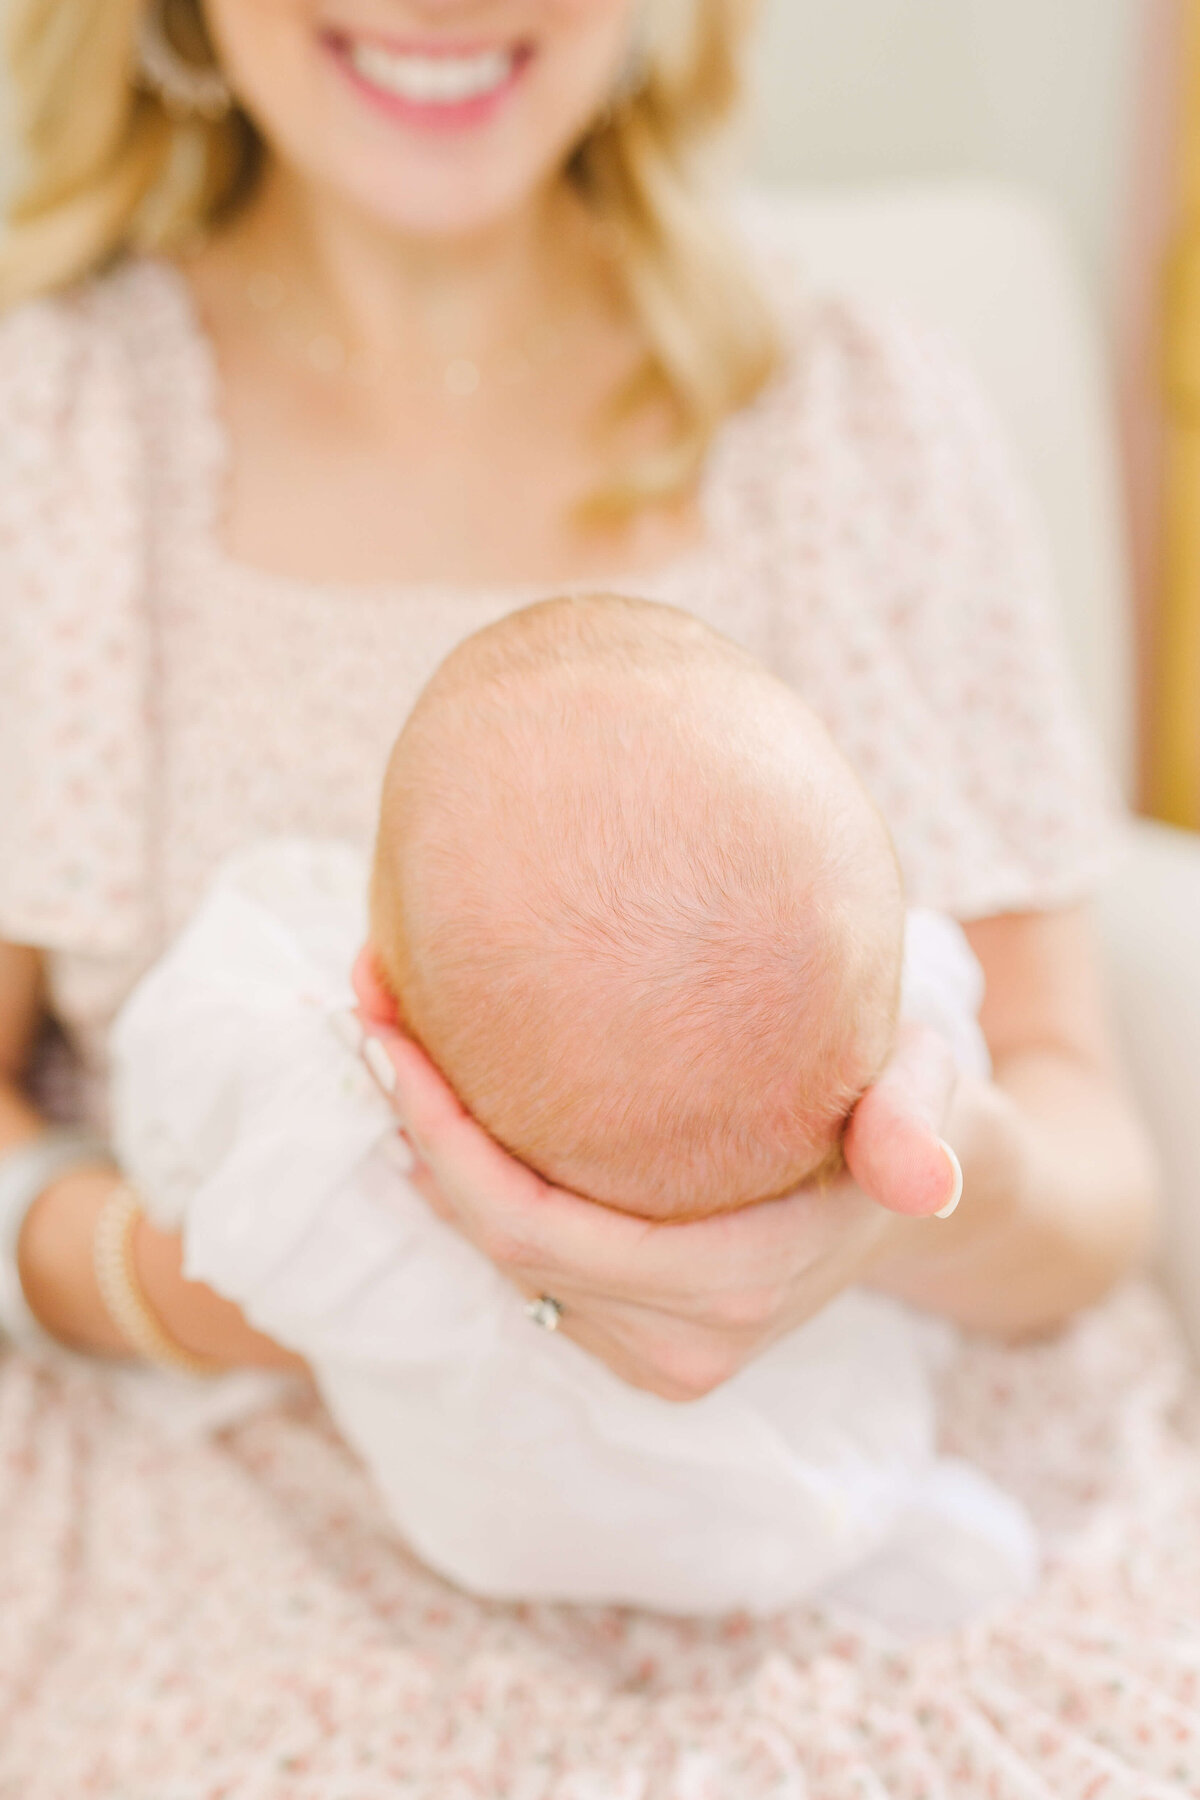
[2,1284,1199,1797]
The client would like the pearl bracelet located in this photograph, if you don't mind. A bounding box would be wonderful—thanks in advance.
[0,1128,112,1349]
[92,1182,223,1378]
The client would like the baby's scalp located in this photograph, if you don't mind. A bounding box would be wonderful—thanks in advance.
[371,595,905,1219]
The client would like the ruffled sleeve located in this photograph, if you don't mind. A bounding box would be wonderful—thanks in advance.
[729,220,1120,918]
[0,281,152,955]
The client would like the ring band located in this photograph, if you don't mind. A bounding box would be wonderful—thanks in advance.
[525,1295,564,1332]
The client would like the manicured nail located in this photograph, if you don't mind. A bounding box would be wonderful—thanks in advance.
[330,1008,365,1053]
[935,1140,964,1218]
[363,1035,398,1097]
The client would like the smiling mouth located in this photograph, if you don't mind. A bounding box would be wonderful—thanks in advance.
[325,31,531,114]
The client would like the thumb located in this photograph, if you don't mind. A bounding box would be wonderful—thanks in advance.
[843,1024,964,1218]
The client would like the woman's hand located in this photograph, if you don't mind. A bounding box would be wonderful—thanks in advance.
[358,1020,964,1402]
[360,906,1159,1374]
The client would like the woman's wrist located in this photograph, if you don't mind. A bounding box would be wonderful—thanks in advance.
[131,1210,304,1370]
[865,1054,1156,1338]
[19,1168,306,1371]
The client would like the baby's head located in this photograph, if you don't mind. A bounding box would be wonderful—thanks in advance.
[368,596,904,1221]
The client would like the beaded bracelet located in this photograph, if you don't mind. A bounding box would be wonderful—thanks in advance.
[93,1182,223,1378]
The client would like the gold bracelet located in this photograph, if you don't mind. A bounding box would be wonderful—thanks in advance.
[93,1182,222,1378]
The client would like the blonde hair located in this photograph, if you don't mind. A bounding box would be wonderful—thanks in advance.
[0,0,780,512]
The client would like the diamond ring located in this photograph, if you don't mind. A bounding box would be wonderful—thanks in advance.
[525,1295,564,1332]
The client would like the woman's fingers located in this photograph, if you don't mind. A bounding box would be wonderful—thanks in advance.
[402,1153,457,1224]
[843,1023,962,1217]
[357,1016,935,1396]
[511,1193,893,1400]
[361,1021,852,1307]
[513,1284,766,1402]
[364,1021,546,1218]
[360,1022,645,1275]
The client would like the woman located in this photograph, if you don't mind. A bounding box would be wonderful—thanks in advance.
[0,1,1181,1793]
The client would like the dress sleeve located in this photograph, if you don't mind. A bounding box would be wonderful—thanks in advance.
[755,275,1121,920]
[0,285,152,955]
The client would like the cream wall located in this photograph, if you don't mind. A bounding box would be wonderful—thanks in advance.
[748,0,1143,326]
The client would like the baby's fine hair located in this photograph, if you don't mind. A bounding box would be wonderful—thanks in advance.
[372,595,904,1218]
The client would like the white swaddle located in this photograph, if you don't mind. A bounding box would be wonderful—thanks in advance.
[111,840,1036,1634]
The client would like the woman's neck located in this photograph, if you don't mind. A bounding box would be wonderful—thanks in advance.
[178,157,700,590]
[211,162,618,374]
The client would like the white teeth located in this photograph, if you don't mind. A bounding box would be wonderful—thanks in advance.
[349,42,514,105]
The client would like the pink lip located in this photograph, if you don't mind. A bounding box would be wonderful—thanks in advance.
[321,31,533,134]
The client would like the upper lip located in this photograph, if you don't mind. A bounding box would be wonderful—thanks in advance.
[325,29,524,57]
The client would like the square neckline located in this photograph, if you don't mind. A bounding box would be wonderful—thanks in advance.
[147,255,736,612]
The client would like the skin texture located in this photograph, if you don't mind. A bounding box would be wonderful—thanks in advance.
[6,0,1160,1387]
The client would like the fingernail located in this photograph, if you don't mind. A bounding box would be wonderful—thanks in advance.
[363,1035,398,1097]
[330,1008,365,1054]
[935,1140,964,1218]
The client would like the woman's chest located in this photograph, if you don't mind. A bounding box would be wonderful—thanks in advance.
[150,539,820,937]
[155,581,518,933]
[43,404,922,1087]
[210,289,705,591]
[219,407,706,590]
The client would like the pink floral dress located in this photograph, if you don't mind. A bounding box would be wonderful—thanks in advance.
[2,230,1196,1799]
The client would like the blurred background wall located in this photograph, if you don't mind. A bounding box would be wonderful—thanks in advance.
[740,0,1180,818]
[749,0,1142,329]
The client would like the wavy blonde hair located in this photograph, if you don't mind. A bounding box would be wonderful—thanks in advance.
[0,0,780,510]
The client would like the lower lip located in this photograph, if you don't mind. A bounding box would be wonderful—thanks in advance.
[322,35,532,133]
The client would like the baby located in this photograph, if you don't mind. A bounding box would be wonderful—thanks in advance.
[367,593,904,1219]
[112,595,1035,1632]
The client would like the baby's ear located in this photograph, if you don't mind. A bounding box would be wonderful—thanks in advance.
[352,945,400,1026]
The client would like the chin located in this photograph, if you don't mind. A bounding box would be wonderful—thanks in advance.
[331,148,572,243]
